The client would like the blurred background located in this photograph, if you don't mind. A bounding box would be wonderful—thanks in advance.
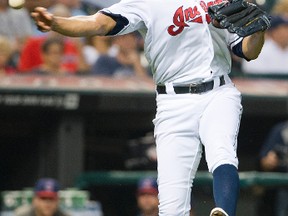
[0,0,288,215]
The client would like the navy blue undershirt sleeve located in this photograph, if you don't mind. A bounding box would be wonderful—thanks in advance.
[99,11,129,36]
[231,40,250,61]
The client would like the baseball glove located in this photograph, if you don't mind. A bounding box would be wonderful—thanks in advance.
[208,0,271,37]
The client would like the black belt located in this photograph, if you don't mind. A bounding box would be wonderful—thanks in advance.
[156,75,225,94]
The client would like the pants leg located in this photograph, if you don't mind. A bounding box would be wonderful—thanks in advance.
[153,94,203,216]
[199,84,242,215]
[199,84,242,172]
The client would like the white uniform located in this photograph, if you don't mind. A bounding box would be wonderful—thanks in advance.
[102,0,243,215]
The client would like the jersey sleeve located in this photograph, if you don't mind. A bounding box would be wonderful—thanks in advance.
[100,0,147,35]
[227,32,242,50]
[227,32,249,60]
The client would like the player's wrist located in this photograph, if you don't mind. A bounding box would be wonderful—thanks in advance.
[50,16,58,32]
[247,30,265,39]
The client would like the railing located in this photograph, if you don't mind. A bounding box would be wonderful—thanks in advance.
[75,170,288,188]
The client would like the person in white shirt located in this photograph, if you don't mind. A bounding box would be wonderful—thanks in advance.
[241,15,288,75]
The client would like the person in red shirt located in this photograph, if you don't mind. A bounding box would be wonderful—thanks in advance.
[18,3,89,74]
[32,37,69,75]
[18,33,83,73]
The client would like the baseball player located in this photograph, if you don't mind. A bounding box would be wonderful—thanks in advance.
[31,0,269,215]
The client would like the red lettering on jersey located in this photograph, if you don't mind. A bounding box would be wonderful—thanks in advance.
[167,0,225,36]
[200,1,208,12]
[168,6,189,36]
[192,16,203,24]
[207,2,214,8]
[184,6,200,20]
[200,0,226,11]
[167,6,203,36]
[206,14,211,23]
[214,0,224,5]
[200,0,225,23]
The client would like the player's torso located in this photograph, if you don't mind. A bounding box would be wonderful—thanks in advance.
[142,0,229,85]
[105,0,230,85]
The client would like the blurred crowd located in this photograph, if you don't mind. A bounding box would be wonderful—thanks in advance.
[0,0,151,80]
[0,0,287,79]
[233,0,288,77]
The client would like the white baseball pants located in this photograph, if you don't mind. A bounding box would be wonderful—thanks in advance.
[153,81,242,216]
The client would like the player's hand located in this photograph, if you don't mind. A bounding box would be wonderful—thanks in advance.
[31,7,54,32]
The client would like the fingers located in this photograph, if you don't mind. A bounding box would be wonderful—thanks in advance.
[32,16,52,32]
[31,7,51,20]
[33,7,51,16]
[37,22,52,32]
[31,7,54,32]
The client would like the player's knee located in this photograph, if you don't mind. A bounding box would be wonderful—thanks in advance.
[209,159,238,173]
[206,143,238,172]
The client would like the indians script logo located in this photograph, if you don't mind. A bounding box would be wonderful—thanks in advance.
[167,0,223,36]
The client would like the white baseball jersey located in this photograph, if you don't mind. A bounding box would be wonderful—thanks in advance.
[101,0,242,85]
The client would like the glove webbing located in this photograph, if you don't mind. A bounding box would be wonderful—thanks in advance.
[235,14,271,37]
[221,5,262,28]
[216,0,248,17]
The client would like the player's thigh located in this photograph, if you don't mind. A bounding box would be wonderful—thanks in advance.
[153,94,203,215]
[199,85,242,172]
[154,94,203,185]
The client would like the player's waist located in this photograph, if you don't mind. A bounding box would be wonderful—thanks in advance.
[156,75,227,94]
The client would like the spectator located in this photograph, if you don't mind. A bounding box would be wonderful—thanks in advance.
[32,37,69,75]
[18,3,89,74]
[135,177,195,216]
[125,132,157,170]
[82,36,115,67]
[257,120,288,216]
[25,0,57,13]
[271,0,288,16]
[0,0,33,41]
[56,0,87,16]
[241,16,288,75]
[0,36,16,75]
[14,178,70,216]
[0,0,34,66]
[26,1,86,35]
[136,177,159,216]
[91,33,150,79]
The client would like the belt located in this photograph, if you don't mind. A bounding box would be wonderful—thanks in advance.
[156,75,225,94]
